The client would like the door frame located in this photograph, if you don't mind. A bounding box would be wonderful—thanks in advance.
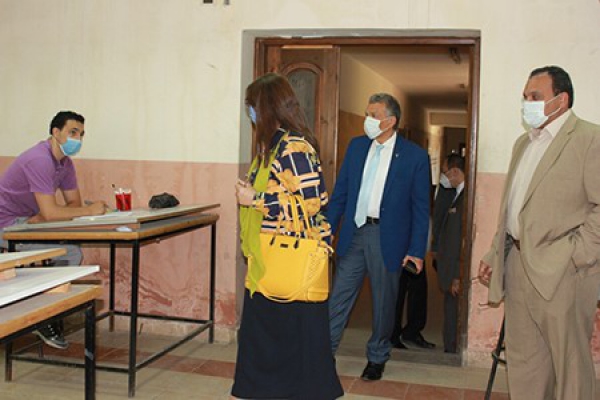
[241,29,480,360]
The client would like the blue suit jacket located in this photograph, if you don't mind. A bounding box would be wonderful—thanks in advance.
[326,134,430,272]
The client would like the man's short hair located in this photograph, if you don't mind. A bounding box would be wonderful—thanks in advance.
[529,65,574,108]
[49,111,85,135]
[368,93,402,130]
[446,153,465,172]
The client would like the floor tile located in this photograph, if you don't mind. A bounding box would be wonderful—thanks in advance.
[404,383,462,400]
[193,359,236,379]
[464,389,510,400]
[349,379,409,399]
[151,354,207,373]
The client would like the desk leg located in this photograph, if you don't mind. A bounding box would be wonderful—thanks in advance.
[209,223,216,344]
[4,240,16,381]
[109,243,116,332]
[85,301,97,400]
[4,342,12,381]
[128,240,141,398]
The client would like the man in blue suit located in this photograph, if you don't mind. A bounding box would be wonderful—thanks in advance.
[327,93,430,381]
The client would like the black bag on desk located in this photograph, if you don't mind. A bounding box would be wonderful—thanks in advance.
[148,192,180,209]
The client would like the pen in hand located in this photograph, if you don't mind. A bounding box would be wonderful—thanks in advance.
[84,200,112,213]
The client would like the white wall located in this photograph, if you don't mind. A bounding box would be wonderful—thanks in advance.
[339,53,407,120]
[1,0,599,171]
[426,110,468,178]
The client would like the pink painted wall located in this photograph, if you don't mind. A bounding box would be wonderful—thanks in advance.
[467,173,506,351]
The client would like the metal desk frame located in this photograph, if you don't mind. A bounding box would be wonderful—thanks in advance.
[5,210,218,397]
[2,287,98,400]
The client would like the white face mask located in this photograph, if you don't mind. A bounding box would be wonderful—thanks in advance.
[364,116,384,139]
[439,173,452,189]
[522,95,560,129]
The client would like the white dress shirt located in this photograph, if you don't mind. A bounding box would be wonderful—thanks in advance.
[364,133,396,219]
[454,181,464,203]
[506,110,572,239]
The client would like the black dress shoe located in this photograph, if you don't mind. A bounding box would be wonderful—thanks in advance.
[391,338,407,349]
[444,348,457,353]
[401,334,436,349]
[360,361,385,381]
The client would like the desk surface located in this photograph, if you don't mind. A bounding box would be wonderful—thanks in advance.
[0,266,100,307]
[0,248,66,272]
[3,203,220,242]
[4,203,220,232]
[0,284,101,338]
[3,213,219,241]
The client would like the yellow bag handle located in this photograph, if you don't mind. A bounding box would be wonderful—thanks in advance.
[289,195,302,234]
[268,196,298,237]
[295,195,313,233]
[293,194,333,250]
[267,193,333,249]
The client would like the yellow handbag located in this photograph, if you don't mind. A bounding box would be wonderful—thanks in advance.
[246,195,332,303]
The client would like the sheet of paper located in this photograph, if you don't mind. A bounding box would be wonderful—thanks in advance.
[73,211,133,221]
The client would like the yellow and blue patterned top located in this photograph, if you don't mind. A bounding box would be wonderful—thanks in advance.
[249,130,331,242]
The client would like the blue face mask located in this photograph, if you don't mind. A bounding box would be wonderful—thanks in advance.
[59,137,82,156]
[248,105,257,124]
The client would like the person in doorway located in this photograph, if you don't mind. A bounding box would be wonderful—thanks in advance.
[389,259,435,350]
[478,65,600,400]
[232,73,343,400]
[0,110,107,349]
[434,153,465,353]
[432,156,459,263]
[391,156,456,351]
[327,93,430,381]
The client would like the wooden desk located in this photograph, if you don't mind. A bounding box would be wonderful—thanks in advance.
[1,286,101,400]
[0,248,66,272]
[0,250,101,400]
[3,204,219,398]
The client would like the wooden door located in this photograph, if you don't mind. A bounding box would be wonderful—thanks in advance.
[253,36,481,362]
[256,43,341,194]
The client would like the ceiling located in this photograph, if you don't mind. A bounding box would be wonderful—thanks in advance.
[343,46,470,110]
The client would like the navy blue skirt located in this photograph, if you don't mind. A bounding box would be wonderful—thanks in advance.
[231,290,343,400]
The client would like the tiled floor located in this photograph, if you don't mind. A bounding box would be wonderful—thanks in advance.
[0,324,515,400]
[3,322,599,399]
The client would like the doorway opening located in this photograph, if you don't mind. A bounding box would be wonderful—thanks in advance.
[245,30,480,367]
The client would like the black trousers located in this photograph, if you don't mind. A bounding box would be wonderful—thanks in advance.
[391,265,428,341]
[443,291,458,352]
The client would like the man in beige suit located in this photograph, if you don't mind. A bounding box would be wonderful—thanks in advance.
[479,66,600,400]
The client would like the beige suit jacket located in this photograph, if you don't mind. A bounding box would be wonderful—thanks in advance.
[483,113,600,302]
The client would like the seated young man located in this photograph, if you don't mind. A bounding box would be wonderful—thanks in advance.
[0,110,106,349]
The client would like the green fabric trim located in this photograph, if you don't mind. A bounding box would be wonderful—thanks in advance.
[239,136,284,295]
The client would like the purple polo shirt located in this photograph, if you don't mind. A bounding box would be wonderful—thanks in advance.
[0,140,78,228]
